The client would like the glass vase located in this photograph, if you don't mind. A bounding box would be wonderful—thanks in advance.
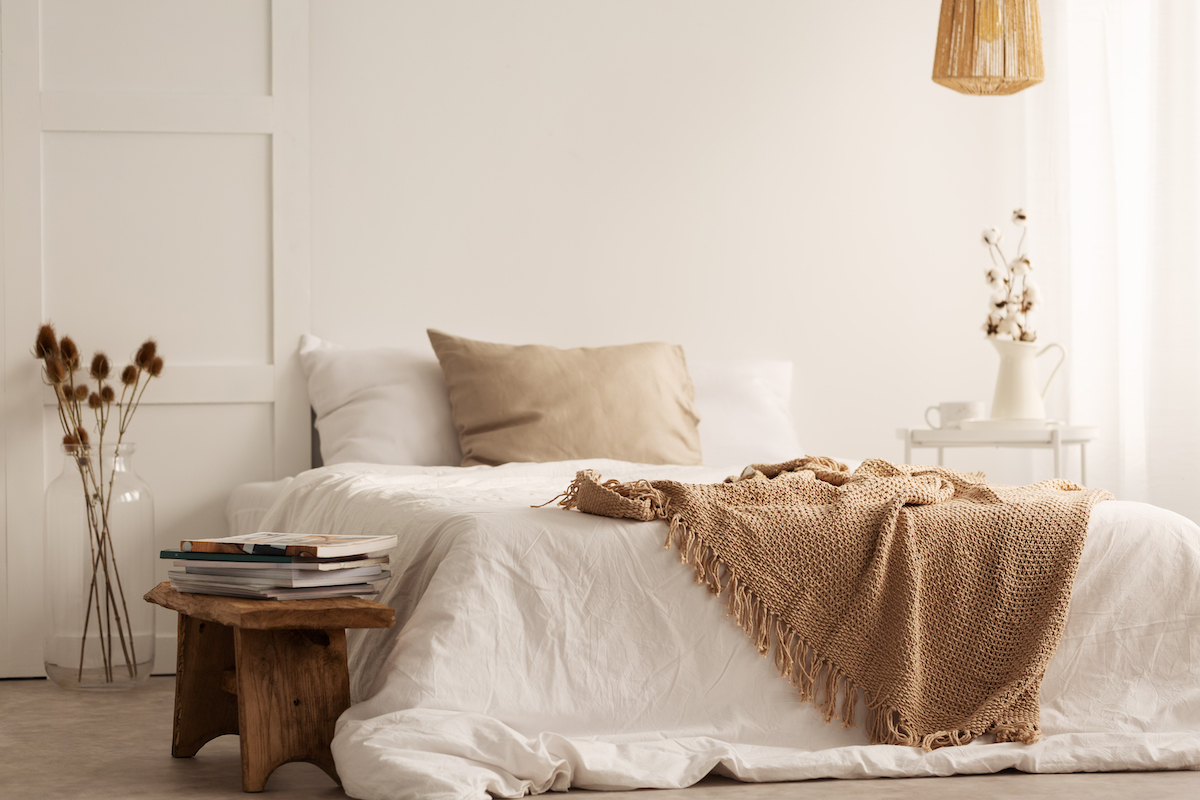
[43,443,155,690]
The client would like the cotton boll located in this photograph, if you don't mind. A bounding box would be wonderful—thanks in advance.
[1013,208,1028,225]
[1010,256,1031,276]
[997,318,1021,338]
[985,267,1007,288]
[1025,280,1042,305]
[983,227,1002,246]
[1021,281,1042,314]
[1019,328,1037,342]
[990,286,1010,307]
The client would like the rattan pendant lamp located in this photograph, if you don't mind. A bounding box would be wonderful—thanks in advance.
[933,0,1044,95]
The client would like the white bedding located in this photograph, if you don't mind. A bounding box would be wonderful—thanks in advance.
[257,460,1200,800]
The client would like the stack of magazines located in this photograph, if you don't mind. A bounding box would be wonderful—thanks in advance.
[162,532,397,600]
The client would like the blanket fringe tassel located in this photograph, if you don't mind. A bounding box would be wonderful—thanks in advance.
[537,471,671,522]
[663,513,1034,752]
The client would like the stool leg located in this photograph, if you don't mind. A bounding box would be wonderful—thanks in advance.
[173,613,239,757]
[233,627,349,792]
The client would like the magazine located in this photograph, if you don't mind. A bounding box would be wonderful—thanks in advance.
[178,532,397,558]
[164,553,389,570]
[167,566,387,588]
[169,580,379,601]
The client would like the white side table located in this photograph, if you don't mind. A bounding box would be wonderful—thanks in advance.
[896,425,1099,484]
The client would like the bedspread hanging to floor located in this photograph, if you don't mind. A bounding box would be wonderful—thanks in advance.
[553,457,1113,751]
[254,460,1200,800]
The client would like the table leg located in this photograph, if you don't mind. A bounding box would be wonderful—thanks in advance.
[172,613,239,758]
[232,627,349,792]
[1052,429,1062,479]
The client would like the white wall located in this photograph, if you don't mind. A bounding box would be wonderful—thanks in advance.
[2,0,1033,677]
[309,0,1031,463]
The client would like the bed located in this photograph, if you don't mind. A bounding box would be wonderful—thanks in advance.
[228,332,1200,800]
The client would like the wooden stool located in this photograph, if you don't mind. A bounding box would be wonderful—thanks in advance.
[144,582,395,792]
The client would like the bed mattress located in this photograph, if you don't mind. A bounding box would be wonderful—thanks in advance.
[256,460,1200,800]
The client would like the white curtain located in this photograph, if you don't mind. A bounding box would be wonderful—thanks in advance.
[1026,0,1200,522]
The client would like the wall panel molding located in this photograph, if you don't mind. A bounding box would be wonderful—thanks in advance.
[271,0,314,480]
[2,0,48,679]
[0,0,11,680]
[41,92,273,134]
[41,366,276,407]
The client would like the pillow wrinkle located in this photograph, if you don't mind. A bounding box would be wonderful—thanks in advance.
[461,410,545,437]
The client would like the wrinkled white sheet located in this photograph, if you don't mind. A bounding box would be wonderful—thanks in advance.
[258,460,1200,799]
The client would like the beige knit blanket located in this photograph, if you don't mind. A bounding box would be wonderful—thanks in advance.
[548,457,1112,750]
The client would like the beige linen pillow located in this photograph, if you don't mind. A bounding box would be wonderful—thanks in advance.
[427,329,702,467]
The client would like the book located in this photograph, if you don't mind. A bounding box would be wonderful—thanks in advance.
[178,532,398,559]
[168,566,387,588]
[166,554,389,571]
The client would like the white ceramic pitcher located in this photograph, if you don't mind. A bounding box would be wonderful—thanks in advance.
[990,338,1067,420]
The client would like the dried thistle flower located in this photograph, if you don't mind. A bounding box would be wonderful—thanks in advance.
[74,384,88,401]
[60,337,80,370]
[35,324,59,359]
[46,357,67,384]
[121,365,138,385]
[75,427,89,445]
[100,385,115,403]
[88,392,102,409]
[135,339,157,369]
[62,432,79,446]
[90,352,111,381]
[148,356,164,377]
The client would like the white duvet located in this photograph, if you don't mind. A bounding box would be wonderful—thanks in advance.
[258,460,1200,800]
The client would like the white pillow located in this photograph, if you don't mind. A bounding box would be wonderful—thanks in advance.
[688,360,802,467]
[299,334,462,466]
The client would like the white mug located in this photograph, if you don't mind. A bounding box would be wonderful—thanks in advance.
[925,401,985,430]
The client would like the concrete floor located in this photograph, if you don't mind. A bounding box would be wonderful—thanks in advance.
[1,676,1198,799]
